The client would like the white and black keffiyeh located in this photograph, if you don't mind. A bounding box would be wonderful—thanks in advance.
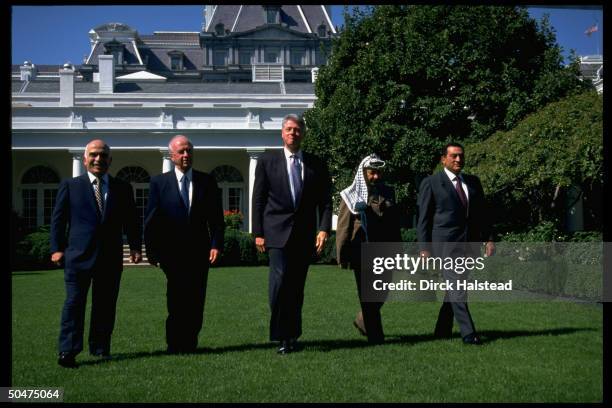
[340,154,385,215]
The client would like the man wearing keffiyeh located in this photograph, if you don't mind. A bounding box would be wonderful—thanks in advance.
[336,154,402,344]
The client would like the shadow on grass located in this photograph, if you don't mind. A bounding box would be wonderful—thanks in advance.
[12,271,48,276]
[77,327,596,366]
[388,327,597,345]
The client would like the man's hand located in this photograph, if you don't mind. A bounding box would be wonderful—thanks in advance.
[315,231,328,255]
[130,250,142,264]
[255,237,266,253]
[209,249,220,264]
[51,251,64,266]
[485,241,496,257]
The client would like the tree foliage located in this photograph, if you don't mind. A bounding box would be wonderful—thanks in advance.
[303,5,589,212]
[465,91,603,233]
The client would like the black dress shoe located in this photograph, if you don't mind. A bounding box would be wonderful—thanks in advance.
[462,333,483,345]
[58,352,77,368]
[277,340,292,354]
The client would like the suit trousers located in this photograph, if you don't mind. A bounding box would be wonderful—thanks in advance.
[353,268,384,343]
[267,241,311,341]
[58,265,122,355]
[434,267,476,338]
[161,263,209,351]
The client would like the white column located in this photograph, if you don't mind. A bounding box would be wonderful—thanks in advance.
[247,149,265,233]
[161,150,173,173]
[70,151,84,177]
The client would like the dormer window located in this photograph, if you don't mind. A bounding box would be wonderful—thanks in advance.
[215,23,225,36]
[263,6,280,24]
[317,23,327,37]
[104,39,125,65]
[168,51,184,71]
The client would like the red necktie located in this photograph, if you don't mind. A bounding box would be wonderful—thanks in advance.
[454,176,468,208]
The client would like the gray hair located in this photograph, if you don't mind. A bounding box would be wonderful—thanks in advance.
[168,134,193,153]
[281,114,305,132]
[84,139,111,157]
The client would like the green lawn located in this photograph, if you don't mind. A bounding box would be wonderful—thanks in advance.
[12,265,602,402]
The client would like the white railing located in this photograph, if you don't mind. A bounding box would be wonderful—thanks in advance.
[252,64,284,82]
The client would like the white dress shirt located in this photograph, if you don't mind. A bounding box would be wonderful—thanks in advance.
[87,171,109,203]
[444,167,469,202]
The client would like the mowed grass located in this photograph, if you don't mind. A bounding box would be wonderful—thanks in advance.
[12,265,602,403]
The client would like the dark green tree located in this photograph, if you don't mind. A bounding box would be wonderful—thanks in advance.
[303,5,589,214]
[465,91,603,233]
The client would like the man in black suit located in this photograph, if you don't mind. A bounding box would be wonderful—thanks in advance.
[51,139,142,368]
[253,114,332,354]
[416,142,495,345]
[144,135,224,354]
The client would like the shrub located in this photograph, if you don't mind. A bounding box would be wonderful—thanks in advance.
[224,210,243,230]
[14,226,56,271]
[401,228,417,242]
[317,232,337,264]
[219,229,268,266]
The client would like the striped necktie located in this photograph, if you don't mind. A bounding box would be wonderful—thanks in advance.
[93,177,104,216]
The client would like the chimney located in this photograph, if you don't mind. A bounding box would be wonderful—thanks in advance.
[311,67,319,83]
[59,63,75,107]
[20,61,37,81]
[98,54,115,94]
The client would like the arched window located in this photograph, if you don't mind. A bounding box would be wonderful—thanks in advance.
[211,165,244,183]
[22,166,60,184]
[116,166,150,235]
[211,165,245,217]
[115,166,150,183]
[20,166,60,230]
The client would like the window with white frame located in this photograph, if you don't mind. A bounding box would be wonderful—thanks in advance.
[210,165,245,216]
[213,49,228,66]
[20,166,60,231]
[264,47,280,63]
[291,48,306,65]
[239,49,254,65]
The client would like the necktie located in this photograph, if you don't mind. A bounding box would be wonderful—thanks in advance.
[290,155,303,207]
[454,176,468,208]
[93,177,104,216]
[180,175,190,211]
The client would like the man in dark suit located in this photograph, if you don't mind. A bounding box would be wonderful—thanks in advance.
[253,114,332,354]
[144,135,224,354]
[51,139,142,368]
[417,142,495,345]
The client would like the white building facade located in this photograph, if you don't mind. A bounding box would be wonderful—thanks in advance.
[12,5,336,233]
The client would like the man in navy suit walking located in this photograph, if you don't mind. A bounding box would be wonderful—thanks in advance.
[144,135,224,354]
[51,139,142,368]
[252,114,332,354]
[417,142,495,345]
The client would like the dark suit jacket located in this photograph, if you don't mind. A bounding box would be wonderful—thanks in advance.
[336,184,402,269]
[252,150,332,248]
[144,169,224,268]
[50,174,141,276]
[417,170,492,255]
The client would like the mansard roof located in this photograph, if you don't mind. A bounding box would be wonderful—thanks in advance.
[206,5,335,35]
[140,32,200,44]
